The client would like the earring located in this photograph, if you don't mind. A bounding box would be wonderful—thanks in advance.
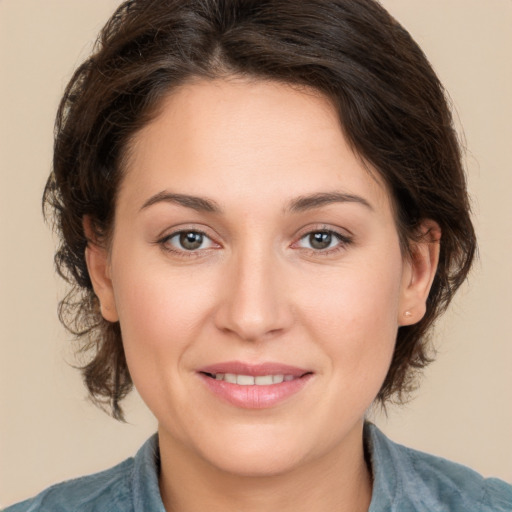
[404,310,413,319]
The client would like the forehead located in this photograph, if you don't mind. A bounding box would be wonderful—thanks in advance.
[120,78,391,215]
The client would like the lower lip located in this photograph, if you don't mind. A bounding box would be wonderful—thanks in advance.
[198,373,313,409]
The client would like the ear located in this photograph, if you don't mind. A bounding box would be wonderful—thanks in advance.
[83,216,119,323]
[398,219,441,326]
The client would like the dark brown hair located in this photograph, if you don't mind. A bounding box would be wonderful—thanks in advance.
[45,0,476,420]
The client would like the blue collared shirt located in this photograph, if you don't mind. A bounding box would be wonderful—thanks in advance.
[5,424,512,511]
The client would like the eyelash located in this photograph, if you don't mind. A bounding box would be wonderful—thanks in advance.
[157,229,218,258]
[156,227,353,258]
[293,228,353,256]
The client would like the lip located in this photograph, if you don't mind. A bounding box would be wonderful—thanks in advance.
[199,361,310,377]
[197,361,313,409]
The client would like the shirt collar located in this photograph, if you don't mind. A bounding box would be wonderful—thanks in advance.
[132,434,166,512]
[365,422,405,511]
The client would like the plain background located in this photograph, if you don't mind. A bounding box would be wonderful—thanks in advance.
[1,0,511,507]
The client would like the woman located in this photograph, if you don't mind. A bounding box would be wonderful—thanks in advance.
[4,0,511,510]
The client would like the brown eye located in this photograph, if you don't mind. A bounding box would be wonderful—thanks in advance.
[308,232,333,250]
[161,230,216,253]
[179,231,204,250]
[295,229,352,254]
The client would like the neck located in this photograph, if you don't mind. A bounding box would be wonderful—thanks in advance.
[158,422,372,512]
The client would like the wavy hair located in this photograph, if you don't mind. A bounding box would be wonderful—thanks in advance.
[44,0,476,419]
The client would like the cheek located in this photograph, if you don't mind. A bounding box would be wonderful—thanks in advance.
[305,260,401,331]
[109,254,217,378]
[300,255,403,379]
[109,259,223,427]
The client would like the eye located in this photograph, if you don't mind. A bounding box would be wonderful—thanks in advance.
[296,230,351,252]
[162,230,216,252]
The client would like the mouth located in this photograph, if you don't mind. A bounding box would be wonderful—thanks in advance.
[200,372,308,385]
[197,362,313,409]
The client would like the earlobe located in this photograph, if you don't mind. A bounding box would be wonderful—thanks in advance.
[83,216,119,323]
[399,220,441,326]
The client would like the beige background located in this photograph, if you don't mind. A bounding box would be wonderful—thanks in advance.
[1,0,511,507]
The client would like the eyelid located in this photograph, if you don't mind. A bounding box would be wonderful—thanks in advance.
[293,223,353,242]
[291,225,353,254]
[167,231,215,248]
[156,225,222,256]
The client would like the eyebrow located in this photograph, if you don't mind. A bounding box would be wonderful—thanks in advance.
[140,190,372,215]
[140,191,222,213]
[287,192,373,213]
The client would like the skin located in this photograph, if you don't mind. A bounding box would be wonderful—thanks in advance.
[86,78,439,512]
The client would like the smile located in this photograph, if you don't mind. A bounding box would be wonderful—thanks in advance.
[205,373,297,385]
[197,362,313,409]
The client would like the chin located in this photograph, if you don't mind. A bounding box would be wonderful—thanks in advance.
[201,439,307,477]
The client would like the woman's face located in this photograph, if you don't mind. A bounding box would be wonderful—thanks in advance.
[89,78,429,476]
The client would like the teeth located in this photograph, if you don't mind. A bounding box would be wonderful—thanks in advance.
[237,375,255,385]
[211,373,294,385]
[255,375,273,385]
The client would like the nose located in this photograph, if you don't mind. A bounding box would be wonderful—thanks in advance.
[214,245,294,342]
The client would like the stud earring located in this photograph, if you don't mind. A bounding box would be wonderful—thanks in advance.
[404,310,412,319]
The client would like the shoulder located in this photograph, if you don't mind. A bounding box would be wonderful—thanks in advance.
[3,458,135,512]
[402,440,512,511]
[366,423,512,511]
[404,442,512,510]
[4,434,164,512]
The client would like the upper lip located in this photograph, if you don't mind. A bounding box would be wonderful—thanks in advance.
[198,361,311,377]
